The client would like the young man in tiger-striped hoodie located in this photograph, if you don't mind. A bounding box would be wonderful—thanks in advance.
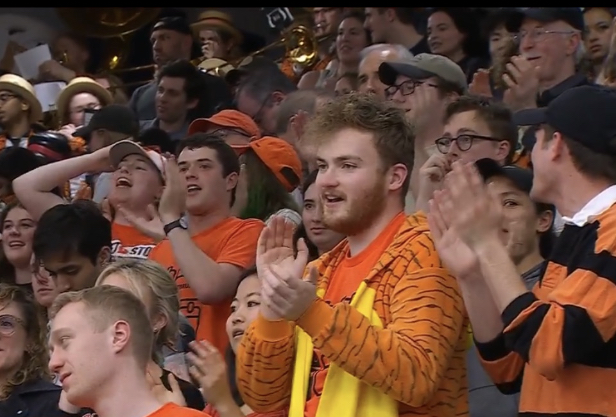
[236,92,469,417]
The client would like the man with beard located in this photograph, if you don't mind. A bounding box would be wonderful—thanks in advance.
[235,92,469,417]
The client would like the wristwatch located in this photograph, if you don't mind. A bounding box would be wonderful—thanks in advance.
[163,217,188,235]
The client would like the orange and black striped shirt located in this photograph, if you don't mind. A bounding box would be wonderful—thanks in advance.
[476,202,616,416]
[237,213,469,416]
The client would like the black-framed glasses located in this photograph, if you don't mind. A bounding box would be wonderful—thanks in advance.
[233,88,271,126]
[385,80,438,98]
[435,134,503,154]
[0,314,25,337]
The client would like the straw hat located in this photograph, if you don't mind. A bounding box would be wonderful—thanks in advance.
[0,74,43,123]
[191,11,243,45]
[55,77,113,120]
[198,58,235,76]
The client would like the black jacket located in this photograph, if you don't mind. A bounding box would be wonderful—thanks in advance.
[0,379,92,417]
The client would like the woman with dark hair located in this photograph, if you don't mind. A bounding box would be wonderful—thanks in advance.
[300,10,371,91]
[233,137,301,226]
[427,8,490,83]
[293,170,345,262]
[188,266,287,417]
[334,72,359,96]
[0,202,36,290]
[583,7,616,82]
[0,284,87,416]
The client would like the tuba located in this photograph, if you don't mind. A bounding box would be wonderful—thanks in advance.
[55,8,161,72]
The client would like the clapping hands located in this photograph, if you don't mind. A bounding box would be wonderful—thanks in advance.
[428,161,503,279]
[256,217,318,322]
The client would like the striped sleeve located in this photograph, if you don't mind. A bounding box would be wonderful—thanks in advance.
[475,333,524,394]
[236,315,295,412]
[500,222,616,380]
[296,263,466,407]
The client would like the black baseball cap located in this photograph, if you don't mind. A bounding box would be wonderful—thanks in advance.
[475,158,533,193]
[506,8,584,32]
[152,16,192,36]
[74,105,139,140]
[513,86,616,155]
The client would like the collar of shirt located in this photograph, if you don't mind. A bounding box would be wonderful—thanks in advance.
[140,118,190,141]
[562,185,616,226]
[537,73,590,107]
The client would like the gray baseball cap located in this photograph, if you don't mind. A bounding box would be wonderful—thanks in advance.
[378,53,468,93]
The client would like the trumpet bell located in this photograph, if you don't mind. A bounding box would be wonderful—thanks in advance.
[283,24,319,68]
[101,36,131,71]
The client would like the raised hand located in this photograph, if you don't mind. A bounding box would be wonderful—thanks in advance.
[256,216,317,321]
[117,203,165,242]
[158,156,187,222]
[469,69,493,98]
[428,193,479,280]
[439,162,503,249]
[187,340,235,409]
[72,181,92,202]
[146,364,187,407]
[502,56,540,111]
[416,153,451,212]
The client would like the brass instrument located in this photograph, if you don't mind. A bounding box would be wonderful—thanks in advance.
[103,23,331,88]
[55,8,161,75]
[202,23,335,78]
[56,8,161,38]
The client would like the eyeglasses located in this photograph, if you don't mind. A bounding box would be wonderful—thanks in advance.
[435,134,503,154]
[513,29,576,44]
[385,80,438,98]
[0,314,25,337]
[233,88,271,126]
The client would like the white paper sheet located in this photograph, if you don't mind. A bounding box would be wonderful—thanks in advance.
[14,44,52,80]
[33,81,66,112]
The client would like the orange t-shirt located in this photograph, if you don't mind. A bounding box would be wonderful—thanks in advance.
[149,217,264,354]
[111,222,157,260]
[148,402,210,417]
[204,403,287,417]
[306,212,406,416]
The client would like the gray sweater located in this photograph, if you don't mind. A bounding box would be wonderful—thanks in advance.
[466,262,544,417]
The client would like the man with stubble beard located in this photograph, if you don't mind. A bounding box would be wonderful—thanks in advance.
[235,92,469,417]
[129,17,232,121]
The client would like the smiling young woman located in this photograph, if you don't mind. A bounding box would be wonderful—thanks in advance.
[0,284,87,416]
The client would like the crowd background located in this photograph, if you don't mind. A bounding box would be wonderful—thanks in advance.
[0,6,614,417]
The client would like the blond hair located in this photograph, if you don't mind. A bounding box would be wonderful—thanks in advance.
[95,259,179,352]
[49,285,153,369]
[303,92,415,197]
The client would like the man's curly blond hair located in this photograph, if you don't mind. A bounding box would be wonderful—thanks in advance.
[302,91,416,198]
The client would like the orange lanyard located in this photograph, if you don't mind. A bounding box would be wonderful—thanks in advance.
[0,129,34,150]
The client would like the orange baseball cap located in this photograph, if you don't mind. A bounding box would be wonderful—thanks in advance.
[188,109,261,138]
[233,136,302,192]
